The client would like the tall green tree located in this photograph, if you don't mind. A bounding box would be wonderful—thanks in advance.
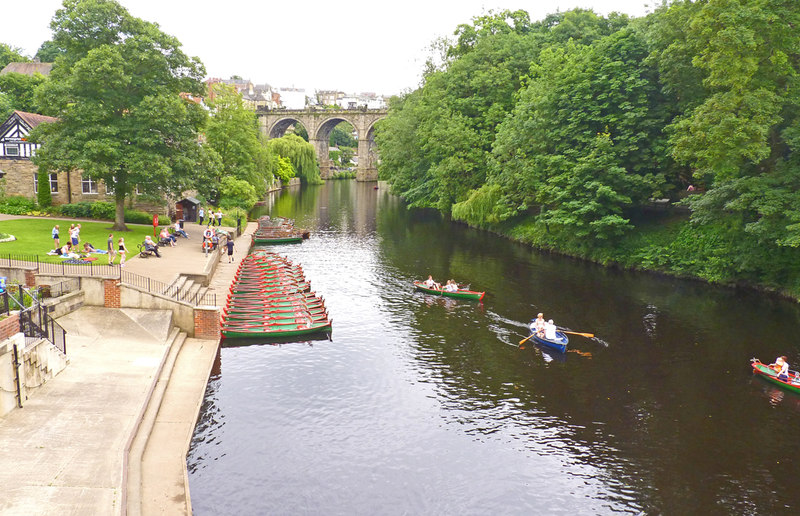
[30,0,207,230]
[204,83,272,198]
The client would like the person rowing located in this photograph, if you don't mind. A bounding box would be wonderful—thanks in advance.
[529,313,546,338]
[423,275,441,290]
[771,356,790,381]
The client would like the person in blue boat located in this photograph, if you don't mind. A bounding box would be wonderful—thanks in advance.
[530,313,546,338]
[544,319,558,340]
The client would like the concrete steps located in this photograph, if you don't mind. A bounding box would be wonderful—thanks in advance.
[164,275,211,306]
[125,326,187,516]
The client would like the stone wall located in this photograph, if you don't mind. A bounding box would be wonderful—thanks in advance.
[0,331,68,418]
[0,159,172,211]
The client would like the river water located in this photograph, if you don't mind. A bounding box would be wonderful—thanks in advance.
[187,181,800,514]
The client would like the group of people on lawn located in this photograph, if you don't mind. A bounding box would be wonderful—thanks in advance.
[50,217,234,265]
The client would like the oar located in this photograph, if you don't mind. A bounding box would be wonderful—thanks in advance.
[519,333,536,346]
[558,329,594,338]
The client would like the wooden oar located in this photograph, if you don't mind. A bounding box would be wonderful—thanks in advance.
[519,333,536,346]
[559,329,594,338]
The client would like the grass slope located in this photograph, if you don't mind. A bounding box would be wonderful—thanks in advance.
[0,218,161,264]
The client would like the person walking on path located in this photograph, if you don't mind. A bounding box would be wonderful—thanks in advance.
[118,237,128,267]
[224,236,234,263]
[107,233,116,265]
[52,225,60,249]
[198,206,205,226]
[216,210,223,227]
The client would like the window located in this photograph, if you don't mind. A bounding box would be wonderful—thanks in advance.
[5,144,19,156]
[33,173,58,193]
[82,176,98,194]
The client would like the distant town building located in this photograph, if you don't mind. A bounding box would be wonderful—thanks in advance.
[314,90,387,110]
[277,87,306,109]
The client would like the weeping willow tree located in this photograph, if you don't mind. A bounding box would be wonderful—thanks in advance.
[266,134,323,184]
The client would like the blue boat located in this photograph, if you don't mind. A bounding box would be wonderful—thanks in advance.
[530,331,569,353]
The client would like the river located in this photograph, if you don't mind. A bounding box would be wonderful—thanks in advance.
[187,180,800,514]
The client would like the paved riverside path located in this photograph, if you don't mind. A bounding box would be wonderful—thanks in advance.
[0,307,175,515]
[0,218,258,515]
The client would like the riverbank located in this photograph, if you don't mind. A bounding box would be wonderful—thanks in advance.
[467,209,800,302]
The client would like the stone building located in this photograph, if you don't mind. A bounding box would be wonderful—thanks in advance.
[0,110,114,204]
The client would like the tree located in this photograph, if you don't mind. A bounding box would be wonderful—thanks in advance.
[36,169,52,208]
[204,83,272,198]
[329,122,356,147]
[219,176,258,210]
[266,134,322,184]
[30,0,207,230]
[0,72,47,113]
[0,43,27,70]
[35,40,65,62]
[0,92,12,120]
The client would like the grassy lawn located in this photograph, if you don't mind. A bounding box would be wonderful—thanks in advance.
[0,218,162,264]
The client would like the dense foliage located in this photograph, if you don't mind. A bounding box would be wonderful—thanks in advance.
[29,0,208,230]
[203,83,271,206]
[376,3,800,295]
[266,134,323,184]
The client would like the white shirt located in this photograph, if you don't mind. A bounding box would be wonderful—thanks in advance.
[544,322,557,340]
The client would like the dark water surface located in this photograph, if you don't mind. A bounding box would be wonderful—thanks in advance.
[188,181,800,514]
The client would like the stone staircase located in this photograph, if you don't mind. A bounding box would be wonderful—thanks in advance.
[165,274,213,306]
[125,325,189,515]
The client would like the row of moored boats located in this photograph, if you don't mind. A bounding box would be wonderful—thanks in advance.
[221,250,332,339]
[252,216,310,245]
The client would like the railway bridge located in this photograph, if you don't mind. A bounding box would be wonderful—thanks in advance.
[256,108,387,181]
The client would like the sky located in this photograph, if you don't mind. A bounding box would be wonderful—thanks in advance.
[5,0,654,96]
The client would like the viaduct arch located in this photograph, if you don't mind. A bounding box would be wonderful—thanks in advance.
[257,108,387,182]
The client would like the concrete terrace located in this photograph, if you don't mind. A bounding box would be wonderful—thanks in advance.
[0,216,257,515]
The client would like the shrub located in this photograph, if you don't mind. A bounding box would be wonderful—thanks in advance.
[0,195,37,214]
[58,201,95,218]
[124,209,169,225]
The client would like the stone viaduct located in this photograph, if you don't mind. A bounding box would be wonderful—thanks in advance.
[256,108,386,181]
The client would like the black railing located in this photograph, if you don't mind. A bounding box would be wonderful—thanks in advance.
[120,270,216,306]
[0,253,215,306]
[46,278,80,298]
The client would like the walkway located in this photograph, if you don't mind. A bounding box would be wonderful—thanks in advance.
[0,217,258,515]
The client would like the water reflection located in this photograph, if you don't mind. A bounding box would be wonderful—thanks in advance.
[189,181,800,515]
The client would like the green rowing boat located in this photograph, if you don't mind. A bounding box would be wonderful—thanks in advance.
[413,281,485,301]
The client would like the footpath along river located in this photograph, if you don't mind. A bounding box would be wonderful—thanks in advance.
[187,180,800,514]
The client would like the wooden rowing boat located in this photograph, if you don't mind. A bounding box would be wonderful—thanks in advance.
[529,331,569,353]
[221,318,332,338]
[413,281,485,301]
[751,358,800,394]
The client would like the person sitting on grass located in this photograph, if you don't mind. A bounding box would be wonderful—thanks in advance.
[82,242,97,253]
[61,243,80,260]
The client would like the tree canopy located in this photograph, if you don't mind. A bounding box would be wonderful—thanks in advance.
[376,2,800,292]
[30,0,208,230]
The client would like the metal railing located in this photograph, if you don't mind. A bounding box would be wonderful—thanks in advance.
[120,270,216,306]
[19,304,67,355]
[0,253,215,307]
[46,278,80,298]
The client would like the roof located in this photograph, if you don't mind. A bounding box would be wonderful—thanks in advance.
[0,62,53,76]
[14,110,58,129]
[178,197,201,206]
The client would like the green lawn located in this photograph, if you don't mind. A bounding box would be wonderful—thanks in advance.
[0,218,162,264]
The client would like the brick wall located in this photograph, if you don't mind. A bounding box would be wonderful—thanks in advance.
[103,279,120,308]
[194,307,220,340]
[0,314,20,342]
[23,270,36,288]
